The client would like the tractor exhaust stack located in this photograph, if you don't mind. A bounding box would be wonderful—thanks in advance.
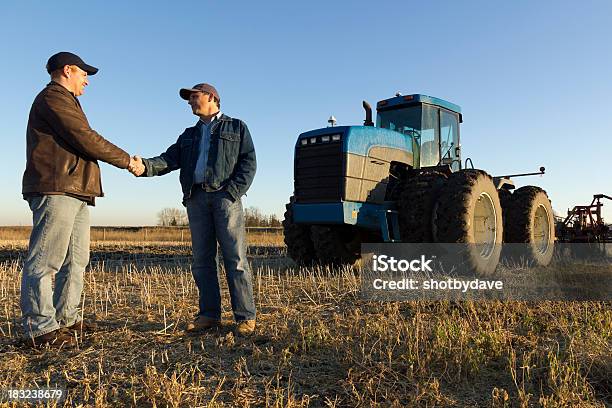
[363,101,374,126]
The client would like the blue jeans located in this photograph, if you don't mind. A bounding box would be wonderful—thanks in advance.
[186,188,256,321]
[21,195,90,338]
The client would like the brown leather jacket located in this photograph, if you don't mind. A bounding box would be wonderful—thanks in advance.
[22,82,130,201]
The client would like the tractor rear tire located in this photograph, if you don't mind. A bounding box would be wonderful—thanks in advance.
[311,225,360,267]
[434,170,504,275]
[398,171,448,242]
[503,186,555,266]
[283,197,316,265]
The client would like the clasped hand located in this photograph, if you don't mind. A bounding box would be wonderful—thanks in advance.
[128,155,145,176]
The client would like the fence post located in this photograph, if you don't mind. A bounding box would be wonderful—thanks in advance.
[103,227,106,241]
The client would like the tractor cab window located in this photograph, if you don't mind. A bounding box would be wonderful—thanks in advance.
[420,105,440,167]
[376,106,421,139]
[440,110,460,171]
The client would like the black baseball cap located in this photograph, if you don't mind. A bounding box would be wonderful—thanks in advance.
[46,52,99,75]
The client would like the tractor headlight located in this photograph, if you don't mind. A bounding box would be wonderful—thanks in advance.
[309,137,317,144]
[321,135,330,142]
[332,134,341,141]
[300,139,308,146]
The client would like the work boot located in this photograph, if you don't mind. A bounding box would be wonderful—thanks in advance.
[25,328,77,349]
[234,320,256,336]
[66,320,98,336]
[185,316,221,333]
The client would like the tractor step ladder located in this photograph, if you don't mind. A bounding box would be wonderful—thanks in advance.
[380,209,401,242]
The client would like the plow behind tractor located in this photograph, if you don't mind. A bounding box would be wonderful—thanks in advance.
[556,194,612,243]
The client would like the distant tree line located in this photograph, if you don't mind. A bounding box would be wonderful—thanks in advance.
[244,206,281,227]
[157,208,189,226]
[156,206,281,227]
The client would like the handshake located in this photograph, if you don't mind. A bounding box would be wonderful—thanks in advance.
[128,155,145,176]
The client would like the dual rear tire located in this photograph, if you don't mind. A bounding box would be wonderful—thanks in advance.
[399,170,555,274]
[502,186,555,266]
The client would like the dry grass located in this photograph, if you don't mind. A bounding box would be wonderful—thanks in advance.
[0,241,610,407]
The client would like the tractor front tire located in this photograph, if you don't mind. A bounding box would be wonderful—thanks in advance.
[311,225,360,267]
[398,171,447,242]
[434,170,504,275]
[283,197,316,265]
[503,186,555,266]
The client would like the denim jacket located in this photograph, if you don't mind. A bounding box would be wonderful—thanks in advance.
[142,114,256,204]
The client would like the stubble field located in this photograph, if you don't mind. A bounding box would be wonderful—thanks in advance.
[0,235,610,407]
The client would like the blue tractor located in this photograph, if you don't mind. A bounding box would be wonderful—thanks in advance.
[283,94,556,274]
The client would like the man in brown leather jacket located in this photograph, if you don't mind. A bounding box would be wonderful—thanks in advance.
[20,52,139,348]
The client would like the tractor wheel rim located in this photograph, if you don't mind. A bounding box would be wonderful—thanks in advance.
[533,204,551,254]
[474,192,497,258]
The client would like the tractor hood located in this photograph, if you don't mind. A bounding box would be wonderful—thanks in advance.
[296,126,413,157]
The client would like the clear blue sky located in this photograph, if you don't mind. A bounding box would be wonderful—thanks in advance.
[1,1,611,226]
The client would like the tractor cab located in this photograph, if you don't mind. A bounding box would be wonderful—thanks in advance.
[375,94,462,171]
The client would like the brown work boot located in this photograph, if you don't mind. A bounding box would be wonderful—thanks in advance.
[66,320,98,336]
[234,320,256,336]
[25,328,77,349]
[185,316,221,333]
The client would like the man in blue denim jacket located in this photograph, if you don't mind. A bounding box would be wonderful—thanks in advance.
[133,83,257,335]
